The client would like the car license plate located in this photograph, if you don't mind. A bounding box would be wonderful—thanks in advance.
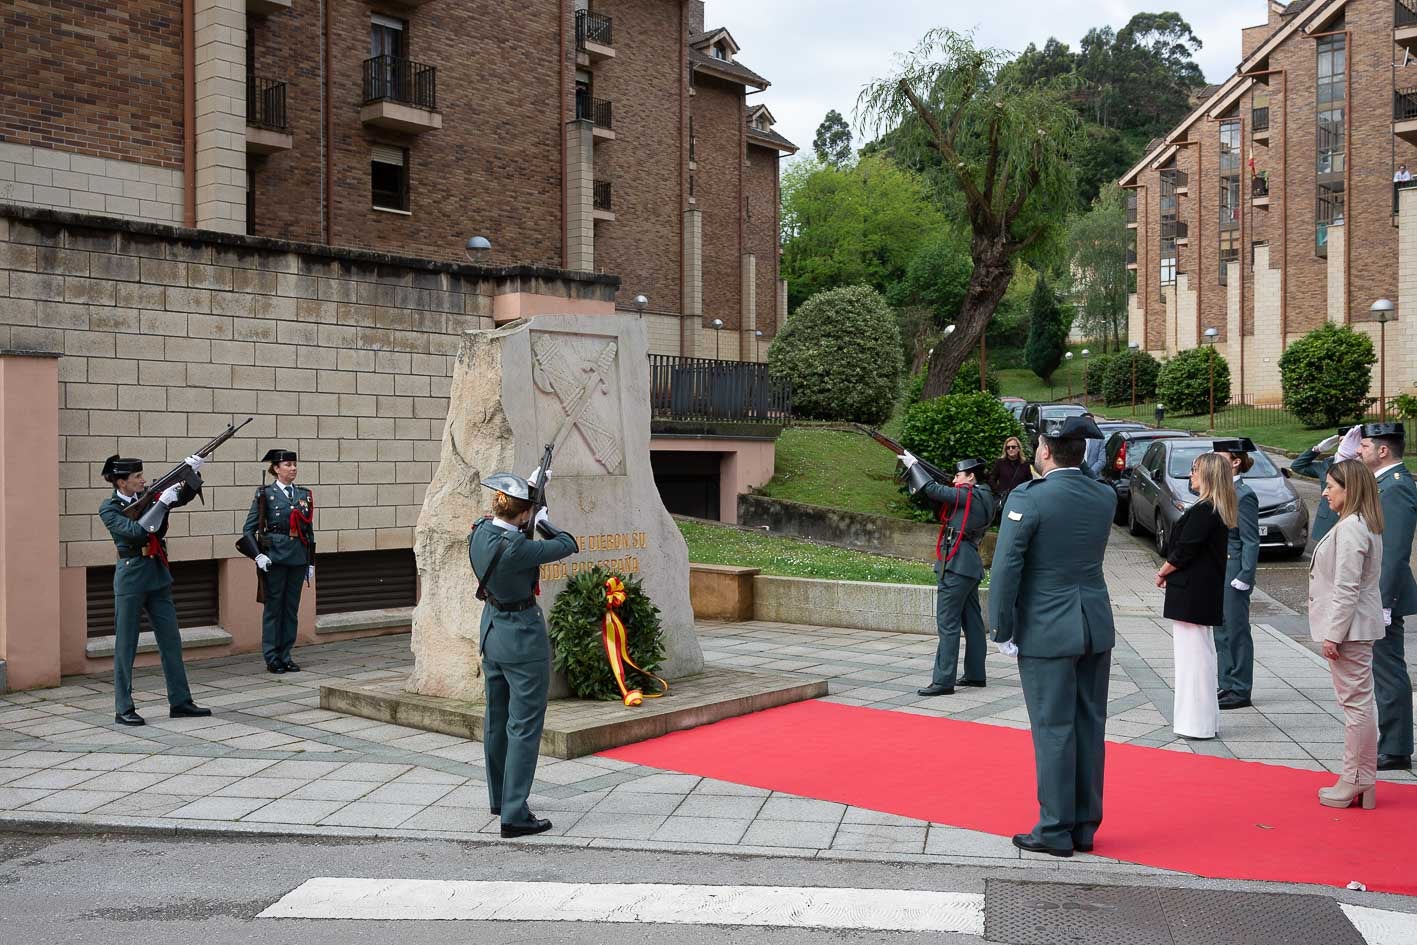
[1258,525,1270,536]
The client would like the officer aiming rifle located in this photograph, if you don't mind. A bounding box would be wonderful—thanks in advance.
[123,417,253,533]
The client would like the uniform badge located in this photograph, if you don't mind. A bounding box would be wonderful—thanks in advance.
[1008,510,1024,521]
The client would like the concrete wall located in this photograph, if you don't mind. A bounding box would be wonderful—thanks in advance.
[0,144,185,226]
[650,435,773,524]
[737,494,941,562]
[752,574,962,636]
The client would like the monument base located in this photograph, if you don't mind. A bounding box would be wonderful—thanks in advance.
[319,669,828,760]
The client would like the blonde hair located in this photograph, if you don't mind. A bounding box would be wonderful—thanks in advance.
[1326,459,1384,534]
[1193,452,1239,530]
[1000,436,1027,460]
[491,491,532,520]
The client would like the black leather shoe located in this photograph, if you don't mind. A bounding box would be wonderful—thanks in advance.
[1218,694,1252,710]
[170,702,212,718]
[266,662,286,674]
[114,709,146,727]
[501,818,552,839]
[282,660,301,673]
[1074,841,1094,853]
[916,684,955,697]
[1377,754,1413,771]
[957,679,987,688]
[1012,833,1072,857]
[490,807,501,816]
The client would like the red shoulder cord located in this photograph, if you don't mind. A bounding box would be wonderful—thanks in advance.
[145,533,169,569]
[934,485,973,564]
[288,491,314,546]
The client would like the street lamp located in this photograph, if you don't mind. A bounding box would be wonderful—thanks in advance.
[1064,351,1074,399]
[1373,299,1397,420]
[1128,340,1140,415]
[754,328,764,363]
[1202,327,1220,431]
[711,318,724,360]
[1081,348,1091,400]
[464,236,492,264]
[633,294,648,317]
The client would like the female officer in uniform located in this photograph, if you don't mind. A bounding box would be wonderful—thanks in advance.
[241,449,315,674]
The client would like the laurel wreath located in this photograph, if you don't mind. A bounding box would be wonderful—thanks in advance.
[546,567,667,702]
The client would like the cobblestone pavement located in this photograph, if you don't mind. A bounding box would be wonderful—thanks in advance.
[1,535,1412,877]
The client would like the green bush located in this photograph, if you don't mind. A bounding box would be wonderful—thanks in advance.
[547,568,666,702]
[1393,387,1417,421]
[1025,277,1067,383]
[1157,347,1232,416]
[1084,352,1115,398]
[1280,324,1377,427]
[900,392,1023,479]
[1102,349,1160,406]
[769,285,904,425]
[948,357,1002,397]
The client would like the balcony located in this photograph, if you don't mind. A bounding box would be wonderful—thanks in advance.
[1395,178,1417,215]
[1397,0,1417,50]
[360,56,442,134]
[1396,87,1417,142]
[593,179,614,222]
[246,0,289,15]
[576,93,615,141]
[649,355,792,423]
[1251,174,1271,207]
[1125,247,1137,269]
[575,10,615,63]
[1252,106,1271,143]
[1125,194,1137,227]
[245,77,292,154]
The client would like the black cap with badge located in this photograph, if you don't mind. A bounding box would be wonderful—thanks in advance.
[1210,437,1256,455]
[956,457,987,475]
[262,449,298,465]
[1041,415,1104,440]
[1360,422,1405,440]
[101,455,143,483]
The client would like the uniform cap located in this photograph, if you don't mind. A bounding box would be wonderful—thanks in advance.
[480,472,532,501]
[1210,437,1256,455]
[262,448,298,465]
[956,457,987,475]
[1360,422,1405,439]
[1040,415,1103,440]
[101,455,142,482]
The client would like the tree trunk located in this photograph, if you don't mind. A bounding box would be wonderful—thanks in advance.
[922,244,1015,398]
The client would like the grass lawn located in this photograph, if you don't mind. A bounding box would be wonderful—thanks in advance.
[677,518,936,585]
[755,425,913,519]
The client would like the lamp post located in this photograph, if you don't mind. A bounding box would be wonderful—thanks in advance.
[633,294,648,317]
[1064,351,1074,399]
[1372,299,1397,420]
[754,328,764,363]
[1081,348,1091,400]
[711,318,724,360]
[1202,327,1220,431]
[1128,340,1140,415]
[464,236,492,264]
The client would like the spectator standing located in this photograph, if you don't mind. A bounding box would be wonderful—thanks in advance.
[990,437,1032,510]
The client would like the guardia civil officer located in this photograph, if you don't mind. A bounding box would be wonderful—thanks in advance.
[988,415,1115,857]
[898,454,996,694]
[1358,422,1417,771]
[1211,438,1261,710]
[1291,426,1363,545]
[98,455,212,726]
[469,470,579,837]
[241,449,315,674]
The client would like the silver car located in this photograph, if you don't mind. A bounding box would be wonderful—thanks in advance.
[1127,438,1309,559]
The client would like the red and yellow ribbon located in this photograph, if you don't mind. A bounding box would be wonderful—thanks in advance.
[601,576,668,707]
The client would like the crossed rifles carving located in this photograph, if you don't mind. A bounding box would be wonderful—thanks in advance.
[531,338,624,474]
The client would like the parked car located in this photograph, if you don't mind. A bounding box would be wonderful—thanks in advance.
[1099,429,1192,523]
[999,396,1026,422]
[1128,438,1309,558]
[1021,402,1089,451]
[1084,421,1149,478]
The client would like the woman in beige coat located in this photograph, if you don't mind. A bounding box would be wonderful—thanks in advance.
[1309,458,1385,809]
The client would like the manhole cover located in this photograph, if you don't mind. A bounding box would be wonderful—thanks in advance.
[984,881,1367,945]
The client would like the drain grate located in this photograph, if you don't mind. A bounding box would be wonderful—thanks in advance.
[984,881,1368,945]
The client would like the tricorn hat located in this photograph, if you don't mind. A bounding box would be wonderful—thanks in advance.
[1360,422,1406,440]
[956,457,987,475]
[1210,437,1256,455]
[101,455,142,483]
[480,472,532,502]
[262,448,298,465]
[1041,415,1103,440]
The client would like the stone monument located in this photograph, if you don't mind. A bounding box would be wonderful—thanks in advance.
[407,314,704,701]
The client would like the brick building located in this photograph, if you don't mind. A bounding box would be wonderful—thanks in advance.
[1119,0,1417,403]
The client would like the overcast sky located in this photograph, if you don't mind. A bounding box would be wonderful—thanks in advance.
[710,1,1255,161]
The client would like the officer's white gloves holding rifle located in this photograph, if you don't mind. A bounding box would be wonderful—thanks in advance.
[897,452,919,470]
[307,566,315,583]
[1336,426,1364,462]
[184,454,205,472]
[534,508,551,531]
[254,554,271,572]
[528,466,549,487]
[158,485,182,506]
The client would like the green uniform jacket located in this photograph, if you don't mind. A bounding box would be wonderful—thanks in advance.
[1376,465,1417,617]
[469,519,580,664]
[988,469,1117,657]
[98,493,172,594]
[1226,481,1261,586]
[1290,448,1338,543]
[917,480,996,581]
[242,483,315,566]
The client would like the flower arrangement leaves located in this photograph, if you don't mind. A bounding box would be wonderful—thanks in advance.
[546,567,667,702]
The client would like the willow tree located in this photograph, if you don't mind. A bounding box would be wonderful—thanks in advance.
[859,30,1081,398]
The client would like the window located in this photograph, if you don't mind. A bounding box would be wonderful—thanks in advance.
[712,43,727,61]
[1317,33,1345,106]
[370,14,407,58]
[246,166,256,236]
[1219,230,1239,286]
[1218,119,1240,174]
[1160,250,1177,286]
[371,144,409,211]
[1317,108,1345,176]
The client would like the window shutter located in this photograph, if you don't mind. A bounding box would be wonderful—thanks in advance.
[313,549,418,615]
[371,144,405,166]
[86,560,221,638]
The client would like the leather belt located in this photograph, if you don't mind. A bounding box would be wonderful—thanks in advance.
[117,546,159,559]
[485,595,537,613]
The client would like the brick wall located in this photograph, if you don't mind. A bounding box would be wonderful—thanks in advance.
[0,205,615,569]
[692,74,744,330]
[746,143,780,339]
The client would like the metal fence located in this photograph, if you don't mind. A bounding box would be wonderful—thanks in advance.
[649,355,792,423]
[1065,393,1393,431]
[247,77,287,131]
[362,55,437,110]
[1396,87,1417,122]
[575,10,613,47]
[593,179,612,211]
[576,94,613,129]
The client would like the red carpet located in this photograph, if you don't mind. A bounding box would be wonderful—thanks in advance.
[601,700,1417,895]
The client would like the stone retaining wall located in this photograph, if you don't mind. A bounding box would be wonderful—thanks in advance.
[752,573,985,635]
[736,493,939,561]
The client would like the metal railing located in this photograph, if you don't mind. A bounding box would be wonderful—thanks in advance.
[1396,87,1417,121]
[576,93,613,129]
[649,355,792,422]
[1252,106,1270,132]
[1394,178,1417,214]
[1076,393,1390,431]
[575,9,613,48]
[1125,194,1137,224]
[1160,220,1188,241]
[1161,168,1188,190]
[362,55,437,110]
[1398,0,1417,27]
[246,76,287,131]
[1252,175,1270,198]
[593,179,612,211]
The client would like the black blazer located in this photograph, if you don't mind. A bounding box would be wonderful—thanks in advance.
[1163,499,1229,626]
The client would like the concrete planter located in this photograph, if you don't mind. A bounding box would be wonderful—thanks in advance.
[750,573,988,636]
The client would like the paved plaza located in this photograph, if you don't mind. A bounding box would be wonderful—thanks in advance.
[0,534,1413,879]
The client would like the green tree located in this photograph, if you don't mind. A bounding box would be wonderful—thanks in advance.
[812,109,854,167]
[1280,324,1377,427]
[1068,183,1130,351]
[1103,348,1160,406]
[891,225,973,323]
[1025,276,1067,383]
[860,30,1082,398]
[1158,347,1231,416]
[900,392,1022,477]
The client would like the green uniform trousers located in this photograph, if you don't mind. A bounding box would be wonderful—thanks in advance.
[1374,615,1414,757]
[483,651,551,828]
[1017,649,1111,851]
[113,586,192,714]
[1215,584,1254,699]
[261,564,305,667]
[933,571,987,687]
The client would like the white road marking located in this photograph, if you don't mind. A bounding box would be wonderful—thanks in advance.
[258,878,986,934]
[1341,903,1417,945]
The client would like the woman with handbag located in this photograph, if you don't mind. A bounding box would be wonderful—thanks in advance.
[1155,452,1236,739]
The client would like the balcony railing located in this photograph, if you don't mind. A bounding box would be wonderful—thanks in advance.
[1161,168,1188,191]
[1125,193,1137,224]
[650,355,792,422]
[1125,247,1137,265]
[1398,0,1417,27]
[1252,106,1270,132]
[593,179,612,212]
[576,93,613,129]
[247,76,287,131]
[1161,220,1188,241]
[1397,87,1417,121]
[575,10,613,48]
[363,55,437,110]
[1252,175,1270,198]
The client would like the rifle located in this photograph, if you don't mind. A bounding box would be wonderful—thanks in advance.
[525,442,555,538]
[854,424,952,484]
[125,417,254,532]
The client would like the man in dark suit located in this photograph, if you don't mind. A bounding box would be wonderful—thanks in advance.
[1211,438,1261,710]
[989,415,1115,857]
[898,455,996,695]
[1359,422,1417,771]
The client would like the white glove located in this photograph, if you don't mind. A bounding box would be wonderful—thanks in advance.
[1315,435,1341,453]
[1231,578,1251,592]
[158,485,182,506]
[534,507,550,530]
[996,640,1019,658]
[184,454,205,472]
[1384,608,1392,627]
[254,554,271,571]
[528,466,549,487]
[306,565,315,583]
[898,451,919,470]
[1336,426,1363,462]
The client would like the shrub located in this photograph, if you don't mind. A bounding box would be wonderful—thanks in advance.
[902,369,927,409]
[769,285,904,425]
[1024,277,1067,383]
[948,357,1002,397]
[1102,349,1160,406]
[1157,347,1232,416]
[1084,352,1115,398]
[900,392,1023,479]
[1393,387,1417,421]
[1280,324,1377,427]
[547,568,666,702]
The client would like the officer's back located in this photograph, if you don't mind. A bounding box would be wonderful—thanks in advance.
[470,519,578,664]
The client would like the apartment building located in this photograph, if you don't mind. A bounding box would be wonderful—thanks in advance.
[1119,0,1417,402]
